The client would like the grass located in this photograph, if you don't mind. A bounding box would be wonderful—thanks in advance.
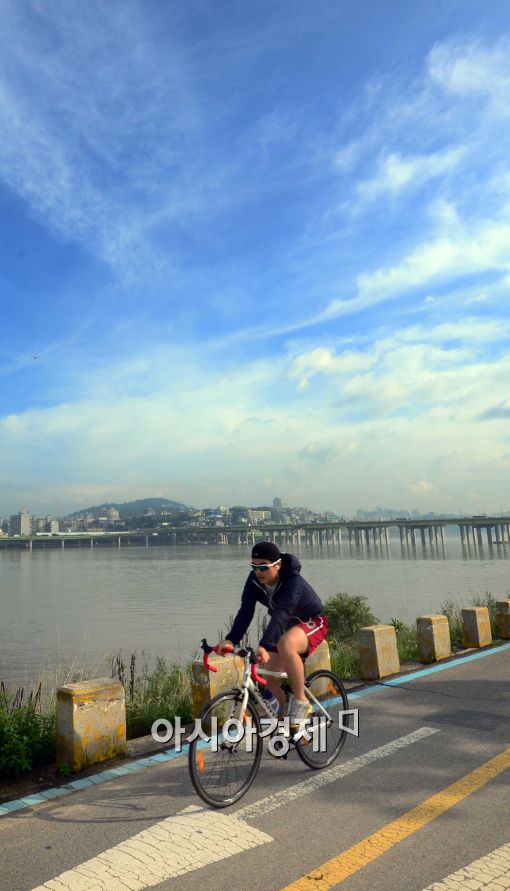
[0,683,56,778]
[389,619,420,662]
[0,653,193,778]
[329,640,360,678]
[111,652,193,739]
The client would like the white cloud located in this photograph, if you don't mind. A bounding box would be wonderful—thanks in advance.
[317,217,510,322]
[355,147,465,204]
[1,328,510,514]
[428,38,510,110]
[334,141,363,173]
[288,347,375,389]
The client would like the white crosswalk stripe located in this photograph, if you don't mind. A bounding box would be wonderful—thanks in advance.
[31,809,273,890]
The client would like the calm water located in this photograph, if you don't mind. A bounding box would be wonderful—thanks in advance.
[1,538,509,686]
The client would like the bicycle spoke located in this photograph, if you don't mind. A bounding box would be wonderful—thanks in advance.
[189,691,262,807]
[295,670,349,769]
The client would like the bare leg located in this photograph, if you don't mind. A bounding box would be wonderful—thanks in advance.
[277,626,309,702]
[263,652,287,715]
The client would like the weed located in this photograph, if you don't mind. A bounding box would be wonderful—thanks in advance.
[440,599,464,651]
[0,683,56,778]
[328,640,360,679]
[390,619,419,662]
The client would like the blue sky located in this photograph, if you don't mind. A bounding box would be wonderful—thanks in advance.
[1,0,510,517]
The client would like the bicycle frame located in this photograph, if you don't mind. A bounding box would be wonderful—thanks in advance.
[231,661,334,730]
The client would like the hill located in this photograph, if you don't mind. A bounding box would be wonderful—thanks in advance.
[66,497,190,519]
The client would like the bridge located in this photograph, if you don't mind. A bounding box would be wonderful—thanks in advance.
[1,516,509,551]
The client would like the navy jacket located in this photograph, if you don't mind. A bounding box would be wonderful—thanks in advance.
[226,553,324,650]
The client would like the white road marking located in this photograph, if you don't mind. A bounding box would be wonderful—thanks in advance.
[236,726,440,821]
[422,841,510,889]
[30,727,438,890]
[31,810,273,890]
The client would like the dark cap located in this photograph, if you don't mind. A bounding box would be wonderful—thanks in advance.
[251,541,281,562]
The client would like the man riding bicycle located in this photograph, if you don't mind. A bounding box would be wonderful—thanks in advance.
[217,541,328,727]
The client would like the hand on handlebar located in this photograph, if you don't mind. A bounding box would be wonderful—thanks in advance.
[217,640,234,656]
[256,645,270,665]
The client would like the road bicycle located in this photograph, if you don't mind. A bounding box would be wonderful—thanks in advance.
[188,639,349,808]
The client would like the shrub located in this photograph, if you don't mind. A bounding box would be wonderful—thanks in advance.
[0,684,56,778]
[324,592,378,643]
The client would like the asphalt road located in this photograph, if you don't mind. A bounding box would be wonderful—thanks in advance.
[1,646,509,891]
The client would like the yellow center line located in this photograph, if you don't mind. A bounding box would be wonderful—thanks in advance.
[280,745,510,891]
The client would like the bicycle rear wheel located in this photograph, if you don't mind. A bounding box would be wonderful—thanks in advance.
[295,670,349,769]
[188,690,262,807]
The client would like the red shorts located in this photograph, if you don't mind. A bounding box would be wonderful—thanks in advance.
[297,614,329,658]
[267,614,329,658]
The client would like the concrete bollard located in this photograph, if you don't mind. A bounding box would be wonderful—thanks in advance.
[191,640,331,719]
[359,625,400,680]
[417,614,451,663]
[496,600,510,640]
[305,638,331,674]
[56,678,126,772]
[462,607,492,648]
[192,652,245,719]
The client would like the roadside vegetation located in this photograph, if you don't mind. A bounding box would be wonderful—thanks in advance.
[111,652,193,740]
[0,684,56,779]
[0,590,502,778]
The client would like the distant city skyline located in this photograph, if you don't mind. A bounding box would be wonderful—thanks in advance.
[1,3,509,517]
[2,497,508,533]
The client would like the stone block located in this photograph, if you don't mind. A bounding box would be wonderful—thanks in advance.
[305,639,331,675]
[417,614,451,663]
[192,652,245,719]
[56,678,126,772]
[496,600,510,640]
[462,607,492,648]
[359,625,400,680]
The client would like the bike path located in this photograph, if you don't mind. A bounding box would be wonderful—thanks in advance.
[0,646,509,890]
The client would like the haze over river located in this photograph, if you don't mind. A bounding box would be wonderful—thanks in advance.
[1,538,509,687]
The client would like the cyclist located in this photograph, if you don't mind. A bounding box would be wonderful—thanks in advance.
[217,541,328,727]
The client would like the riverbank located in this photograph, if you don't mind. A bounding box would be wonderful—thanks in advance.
[0,592,499,787]
[2,640,508,810]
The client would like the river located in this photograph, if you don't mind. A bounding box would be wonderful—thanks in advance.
[1,538,509,687]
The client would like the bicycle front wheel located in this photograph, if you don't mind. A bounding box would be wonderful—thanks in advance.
[295,670,349,769]
[188,690,262,808]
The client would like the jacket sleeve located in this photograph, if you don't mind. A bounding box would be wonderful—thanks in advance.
[259,576,304,650]
[226,578,257,645]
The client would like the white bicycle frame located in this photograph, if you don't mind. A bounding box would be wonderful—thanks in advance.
[233,661,333,727]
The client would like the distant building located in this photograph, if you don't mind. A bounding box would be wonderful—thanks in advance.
[247,509,272,523]
[273,497,288,510]
[105,507,120,521]
[10,508,32,536]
